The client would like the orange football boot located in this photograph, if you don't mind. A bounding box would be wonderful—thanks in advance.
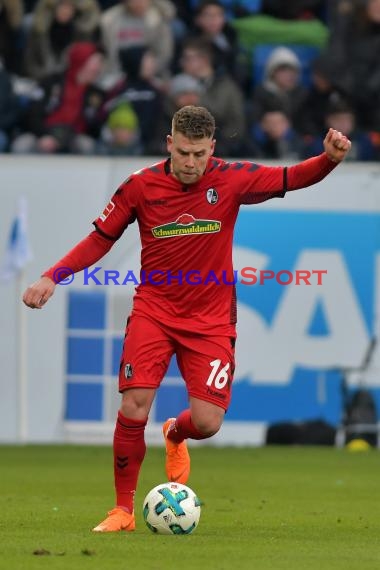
[163,417,190,484]
[92,508,135,532]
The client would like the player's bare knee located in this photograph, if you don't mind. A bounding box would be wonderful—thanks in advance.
[119,388,153,420]
[192,416,222,438]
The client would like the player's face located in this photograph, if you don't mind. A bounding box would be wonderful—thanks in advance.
[167,132,215,184]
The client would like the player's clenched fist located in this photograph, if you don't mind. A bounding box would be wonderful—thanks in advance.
[323,128,352,163]
[23,276,55,309]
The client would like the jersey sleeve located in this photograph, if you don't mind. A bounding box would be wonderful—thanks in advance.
[235,153,338,205]
[93,175,142,240]
[42,230,114,283]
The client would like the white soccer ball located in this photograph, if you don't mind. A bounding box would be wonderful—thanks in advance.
[142,482,201,535]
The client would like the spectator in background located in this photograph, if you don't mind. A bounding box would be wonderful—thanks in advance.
[302,96,378,161]
[0,61,20,152]
[185,1,241,80]
[97,101,142,155]
[250,46,307,128]
[169,73,204,110]
[24,1,41,13]
[173,0,194,28]
[194,0,263,19]
[189,0,325,19]
[97,0,118,7]
[100,0,175,87]
[250,107,302,159]
[298,54,349,136]
[24,0,101,81]
[0,0,24,74]
[262,0,325,20]
[328,0,380,131]
[149,72,204,154]
[101,46,162,151]
[179,38,246,156]
[12,42,105,155]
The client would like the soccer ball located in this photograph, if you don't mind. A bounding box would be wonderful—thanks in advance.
[142,482,201,535]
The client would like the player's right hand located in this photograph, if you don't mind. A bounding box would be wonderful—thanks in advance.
[23,276,56,309]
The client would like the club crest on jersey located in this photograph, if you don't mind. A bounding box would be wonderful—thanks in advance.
[152,213,221,239]
[124,363,133,379]
[206,188,218,204]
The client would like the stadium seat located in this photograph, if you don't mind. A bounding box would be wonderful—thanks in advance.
[190,0,262,18]
[252,43,321,87]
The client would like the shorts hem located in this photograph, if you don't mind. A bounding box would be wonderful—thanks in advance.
[187,390,229,411]
[119,383,159,393]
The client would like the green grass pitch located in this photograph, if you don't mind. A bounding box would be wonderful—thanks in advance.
[1,444,380,570]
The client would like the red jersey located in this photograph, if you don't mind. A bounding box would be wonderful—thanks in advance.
[44,154,337,336]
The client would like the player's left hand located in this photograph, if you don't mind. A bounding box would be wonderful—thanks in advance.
[323,128,352,163]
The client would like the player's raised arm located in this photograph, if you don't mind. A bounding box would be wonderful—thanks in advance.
[237,128,352,205]
[286,128,351,190]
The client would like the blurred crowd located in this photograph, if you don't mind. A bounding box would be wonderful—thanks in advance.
[1,0,380,160]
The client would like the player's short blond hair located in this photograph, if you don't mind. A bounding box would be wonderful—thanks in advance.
[172,106,215,140]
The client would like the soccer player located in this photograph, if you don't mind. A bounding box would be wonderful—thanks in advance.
[23,106,351,532]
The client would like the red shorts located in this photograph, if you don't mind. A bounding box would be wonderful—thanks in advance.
[118,314,236,410]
